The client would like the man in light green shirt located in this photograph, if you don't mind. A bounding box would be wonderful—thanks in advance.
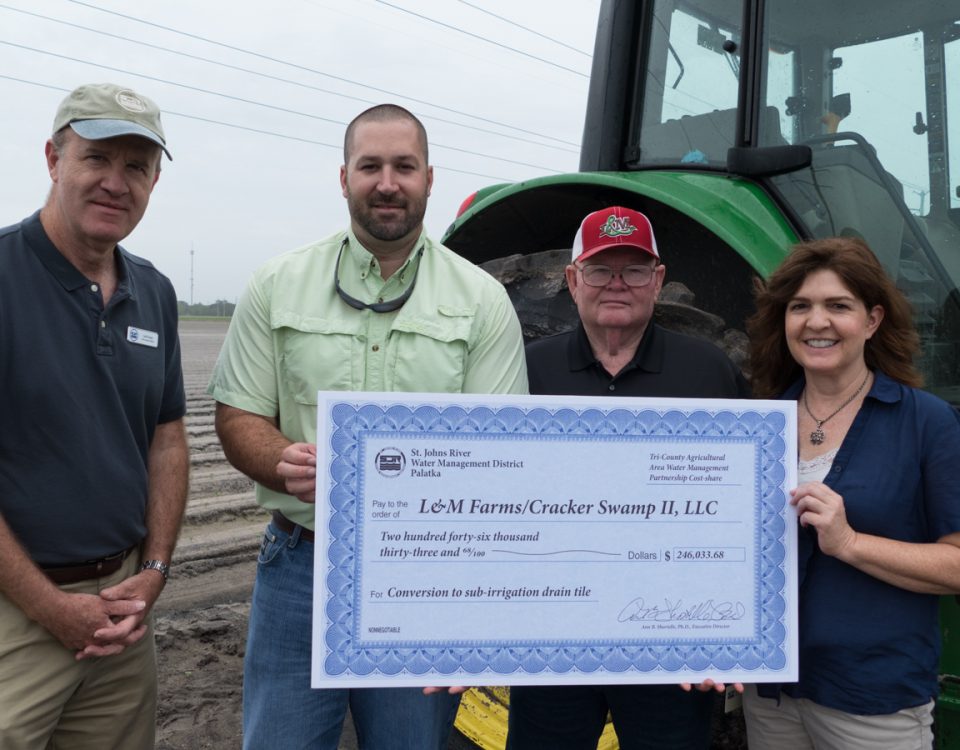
[208,104,526,750]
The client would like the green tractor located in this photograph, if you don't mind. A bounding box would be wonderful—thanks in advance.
[442,0,960,747]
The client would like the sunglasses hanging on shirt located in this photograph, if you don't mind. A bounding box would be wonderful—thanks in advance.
[334,238,424,313]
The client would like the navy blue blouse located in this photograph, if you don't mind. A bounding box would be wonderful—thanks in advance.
[768,371,960,714]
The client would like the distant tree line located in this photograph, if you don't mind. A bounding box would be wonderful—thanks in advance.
[178,300,235,317]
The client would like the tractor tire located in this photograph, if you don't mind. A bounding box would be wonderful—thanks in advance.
[479,248,749,369]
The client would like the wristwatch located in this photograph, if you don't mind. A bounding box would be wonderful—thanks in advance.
[139,559,170,582]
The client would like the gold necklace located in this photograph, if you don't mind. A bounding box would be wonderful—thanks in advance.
[802,372,870,445]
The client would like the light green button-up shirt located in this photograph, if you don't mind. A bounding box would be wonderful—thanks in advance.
[208,227,527,528]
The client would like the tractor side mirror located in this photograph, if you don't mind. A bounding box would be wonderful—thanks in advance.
[727,145,813,177]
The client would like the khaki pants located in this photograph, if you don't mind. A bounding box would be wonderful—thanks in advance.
[0,553,157,750]
[743,684,934,750]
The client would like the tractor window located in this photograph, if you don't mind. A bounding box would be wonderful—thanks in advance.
[636,0,743,167]
[761,5,930,217]
[948,37,960,212]
[762,45,796,145]
[832,35,930,217]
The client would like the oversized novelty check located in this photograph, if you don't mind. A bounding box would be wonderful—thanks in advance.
[311,393,798,687]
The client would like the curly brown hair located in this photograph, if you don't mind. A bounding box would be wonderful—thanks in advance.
[747,237,921,398]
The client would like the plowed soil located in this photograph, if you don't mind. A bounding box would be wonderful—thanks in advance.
[156,319,258,749]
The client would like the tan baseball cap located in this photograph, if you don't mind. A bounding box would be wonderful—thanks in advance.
[52,83,172,160]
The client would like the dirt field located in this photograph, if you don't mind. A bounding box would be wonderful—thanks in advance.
[157,320,412,750]
[156,318,257,750]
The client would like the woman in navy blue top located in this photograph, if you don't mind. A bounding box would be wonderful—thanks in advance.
[742,237,960,750]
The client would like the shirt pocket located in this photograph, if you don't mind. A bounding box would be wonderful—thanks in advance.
[387,305,475,392]
[272,312,361,404]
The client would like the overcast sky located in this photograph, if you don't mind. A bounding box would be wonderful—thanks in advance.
[0,0,599,302]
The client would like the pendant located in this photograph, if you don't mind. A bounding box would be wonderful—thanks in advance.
[810,427,825,445]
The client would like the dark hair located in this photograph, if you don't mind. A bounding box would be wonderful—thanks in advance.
[747,237,921,397]
[343,104,428,165]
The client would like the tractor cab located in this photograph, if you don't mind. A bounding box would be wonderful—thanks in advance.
[625,0,960,401]
[447,0,960,404]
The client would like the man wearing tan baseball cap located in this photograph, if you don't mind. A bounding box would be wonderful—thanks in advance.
[0,83,187,749]
[51,82,173,160]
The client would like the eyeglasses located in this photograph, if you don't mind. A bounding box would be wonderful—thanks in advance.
[577,263,657,288]
[334,238,424,313]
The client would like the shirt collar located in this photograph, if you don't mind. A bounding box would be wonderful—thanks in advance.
[23,210,87,292]
[567,320,663,375]
[343,226,428,282]
[22,210,133,298]
[782,369,901,404]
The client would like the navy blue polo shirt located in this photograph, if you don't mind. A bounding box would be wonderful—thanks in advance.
[0,212,185,566]
[525,322,750,398]
[769,371,960,714]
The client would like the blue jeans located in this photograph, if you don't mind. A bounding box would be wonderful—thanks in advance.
[507,684,715,750]
[242,520,461,750]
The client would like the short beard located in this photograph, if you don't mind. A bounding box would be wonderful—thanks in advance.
[347,190,426,242]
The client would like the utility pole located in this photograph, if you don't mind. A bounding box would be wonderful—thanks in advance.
[190,243,195,306]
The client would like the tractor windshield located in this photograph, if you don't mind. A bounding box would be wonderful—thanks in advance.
[635,0,744,168]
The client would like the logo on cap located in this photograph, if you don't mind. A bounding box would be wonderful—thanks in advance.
[115,90,147,114]
[599,215,638,239]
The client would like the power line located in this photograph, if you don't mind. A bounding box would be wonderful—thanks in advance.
[0,74,521,181]
[373,0,589,78]
[0,41,340,123]
[65,0,579,147]
[0,73,65,95]
[0,3,577,155]
[452,0,592,57]
[0,40,562,173]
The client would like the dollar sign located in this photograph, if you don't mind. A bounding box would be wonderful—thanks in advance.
[664,550,671,561]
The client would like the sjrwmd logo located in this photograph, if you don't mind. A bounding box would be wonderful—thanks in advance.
[375,448,406,478]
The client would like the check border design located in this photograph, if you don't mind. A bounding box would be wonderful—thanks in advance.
[321,403,789,678]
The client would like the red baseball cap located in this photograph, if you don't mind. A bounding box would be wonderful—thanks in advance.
[571,206,659,263]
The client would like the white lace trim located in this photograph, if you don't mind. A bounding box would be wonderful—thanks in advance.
[798,447,838,484]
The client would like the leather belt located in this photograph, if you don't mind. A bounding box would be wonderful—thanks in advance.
[42,545,137,585]
[271,510,315,542]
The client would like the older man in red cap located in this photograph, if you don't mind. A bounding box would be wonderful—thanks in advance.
[508,206,749,749]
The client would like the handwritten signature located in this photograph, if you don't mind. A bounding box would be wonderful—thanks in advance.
[617,597,746,623]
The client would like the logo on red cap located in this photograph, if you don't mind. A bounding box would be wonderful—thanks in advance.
[598,215,638,240]
[572,206,659,263]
